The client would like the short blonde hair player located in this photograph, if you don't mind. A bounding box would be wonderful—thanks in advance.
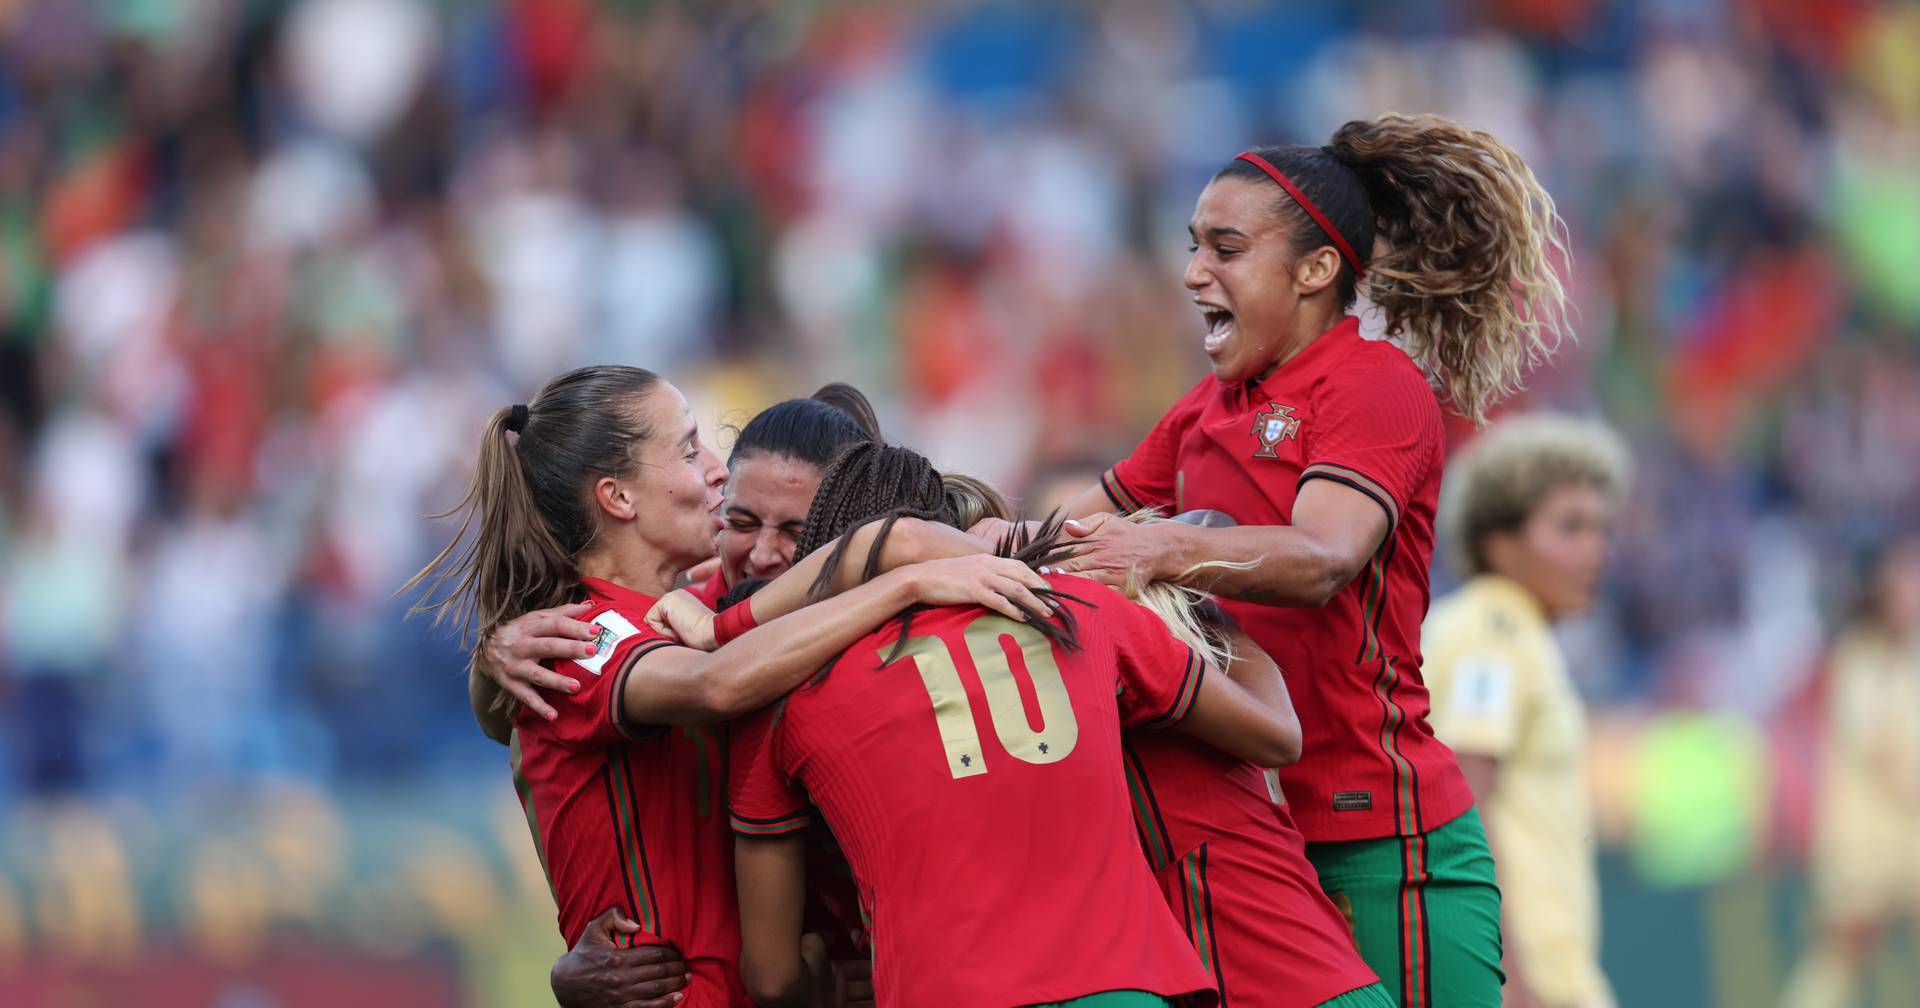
[1422,414,1629,1008]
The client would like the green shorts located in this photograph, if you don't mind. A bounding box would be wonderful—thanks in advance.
[1317,983,1397,1008]
[1306,807,1504,1008]
[1027,992,1170,1008]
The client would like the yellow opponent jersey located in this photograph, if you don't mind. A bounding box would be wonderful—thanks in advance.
[1810,627,1920,920]
[1423,575,1614,1008]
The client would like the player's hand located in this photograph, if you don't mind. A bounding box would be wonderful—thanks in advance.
[896,554,1055,622]
[646,590,719,651]
[550,907,691,1008]
[836,955,874,1008]
[479,602,597,722]
[1044,513,1165,594]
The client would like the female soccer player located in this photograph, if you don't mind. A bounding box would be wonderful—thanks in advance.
[1781,535,1920,1008]
[473,383,881,727]
[692,442,1306,1008]
[999,113,1573,1007]
[1421,415,1630,1008]
[407,366,1049,1006]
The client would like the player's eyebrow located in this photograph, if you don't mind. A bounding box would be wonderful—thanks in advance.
[681,422,698,447]
[726,504,761,523]
[1189,223,1249,241]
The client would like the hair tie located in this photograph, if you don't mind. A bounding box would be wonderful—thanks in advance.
[1235,150,1367,279]
[506,404,529,433]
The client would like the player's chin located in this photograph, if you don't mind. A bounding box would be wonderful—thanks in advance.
[1205,349,1261,384]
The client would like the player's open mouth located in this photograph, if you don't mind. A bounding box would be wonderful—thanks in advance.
[1202,308,1234,355]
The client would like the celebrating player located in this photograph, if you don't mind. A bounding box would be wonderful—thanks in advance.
[1421,415,1630,1008]
[472,383,882,727]
[407,366,1049,1006]
[1002,113,1572,1006]
[683,441,1305,1008]
[468,382,884,1004]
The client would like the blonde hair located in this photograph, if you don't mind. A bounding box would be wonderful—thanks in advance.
[1118,510,1258,675]
[1332,114,1572,423]
[1440,414,1631,576]
[942,472,1014,531]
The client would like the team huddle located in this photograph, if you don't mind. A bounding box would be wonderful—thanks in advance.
[411,112,1601,1008]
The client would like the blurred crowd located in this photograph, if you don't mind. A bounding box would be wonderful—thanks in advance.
[0,0,1918,992]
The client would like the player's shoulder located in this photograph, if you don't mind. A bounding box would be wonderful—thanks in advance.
[1316,337,1436,402]
[1160,374,1223,421]
[1428,578,1549,664]
[567,599,676,679]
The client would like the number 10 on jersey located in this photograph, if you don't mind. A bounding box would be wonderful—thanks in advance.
[896,616,1081,780]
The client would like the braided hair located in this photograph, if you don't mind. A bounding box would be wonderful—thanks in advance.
[791,441,1084,662]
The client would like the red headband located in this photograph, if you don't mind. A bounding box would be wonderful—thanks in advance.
[1234,151,1366,279]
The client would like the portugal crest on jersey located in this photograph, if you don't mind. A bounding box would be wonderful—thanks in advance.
[1251,402,1302,459]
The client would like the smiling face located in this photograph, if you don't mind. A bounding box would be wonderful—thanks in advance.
[1185,177,1327,383]
[610,383,728,572]
[718,453,823,584]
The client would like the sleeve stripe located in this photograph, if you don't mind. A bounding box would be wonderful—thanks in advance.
[1299,463,1400,532]
[609,639,685,742]
[1141,646,1207,728]
[730,811,815,836]
[1101,468,1144,512]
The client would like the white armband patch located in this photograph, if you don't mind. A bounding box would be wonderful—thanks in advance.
[576,611,643,677]
[1449,654,1515,720]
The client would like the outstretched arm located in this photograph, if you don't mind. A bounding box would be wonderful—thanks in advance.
[1051,479,1388,607]
[626,554,1053,726]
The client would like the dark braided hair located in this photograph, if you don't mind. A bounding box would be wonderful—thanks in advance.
[791,441,1085,663]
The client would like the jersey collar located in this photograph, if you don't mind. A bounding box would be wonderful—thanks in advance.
[1469,574,1550,627]
[1240,315,1363,402]
[579,576,663,613]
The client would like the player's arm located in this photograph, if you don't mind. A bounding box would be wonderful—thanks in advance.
[1120,603,1299,768]
[625,555,1050,726]
[735,834,815,1008]
[743,516,1038,626]
[1208,623,1302,764]
[1053,478,1388,607]
[470,666,513,745]
[646,523,1055,651]
[1174,654,1302,768]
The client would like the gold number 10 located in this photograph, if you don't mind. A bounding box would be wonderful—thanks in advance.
[898,616,1081,780]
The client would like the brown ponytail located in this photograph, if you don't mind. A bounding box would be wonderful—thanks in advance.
[404,365,663,641]
[1219,113,1571,422]
[1328,113,1571,421]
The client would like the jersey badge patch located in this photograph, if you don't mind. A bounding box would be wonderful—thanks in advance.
[576,610,642,676]
[1251,402,1302,458]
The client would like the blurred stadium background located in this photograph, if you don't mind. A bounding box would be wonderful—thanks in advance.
[0,0,1916,1004]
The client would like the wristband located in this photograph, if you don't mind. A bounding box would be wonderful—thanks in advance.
[712,597,758,647]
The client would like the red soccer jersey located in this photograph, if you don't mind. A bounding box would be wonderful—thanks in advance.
[729,575,1219,1008]
[512,576,750,1008]
[1103,316,1472,842]
[686,569,728,610]
[1123,730,1379,1007]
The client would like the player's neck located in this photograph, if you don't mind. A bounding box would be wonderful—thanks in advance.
[1258,304,1347,382]
[577,547,680,600]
